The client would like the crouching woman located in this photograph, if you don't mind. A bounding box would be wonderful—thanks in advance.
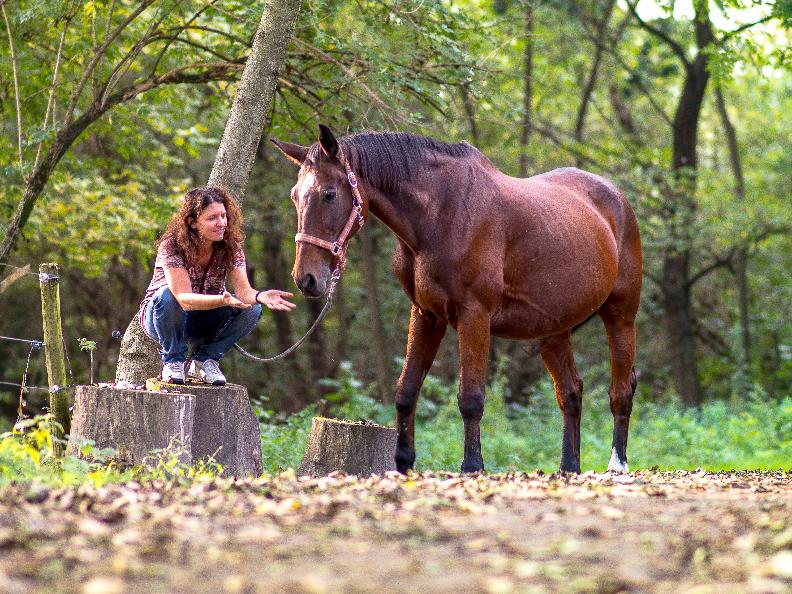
[139,186,296,385]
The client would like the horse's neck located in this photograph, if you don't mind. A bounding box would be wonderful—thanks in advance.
[365,185,424,253]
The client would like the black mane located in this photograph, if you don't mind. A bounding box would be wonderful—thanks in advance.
[308,131,481,194]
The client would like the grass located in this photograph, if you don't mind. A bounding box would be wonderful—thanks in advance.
[258,362,792,474]
[0,362,789,486]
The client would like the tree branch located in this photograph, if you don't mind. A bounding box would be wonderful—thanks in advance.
[33,7,75,175]
[62,0,157,130]
[720,16,773,42]
[625,0,690,67]
[687,225,792,289]
[1,1,23,171]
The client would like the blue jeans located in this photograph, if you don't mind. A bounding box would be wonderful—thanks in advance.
[143,286,262,364]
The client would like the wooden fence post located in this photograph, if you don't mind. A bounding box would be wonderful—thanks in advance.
[39,263,70,455]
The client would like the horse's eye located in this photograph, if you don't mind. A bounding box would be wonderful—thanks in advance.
[323,189,337,202]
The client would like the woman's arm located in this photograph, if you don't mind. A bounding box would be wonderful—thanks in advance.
[228,267,296,312]
[164,267,249,311]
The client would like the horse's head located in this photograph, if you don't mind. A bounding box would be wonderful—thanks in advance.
[272,124,366,298]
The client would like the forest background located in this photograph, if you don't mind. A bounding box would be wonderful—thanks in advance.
[0,0,789,470]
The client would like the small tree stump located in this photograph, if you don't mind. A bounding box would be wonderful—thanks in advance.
[67,382,263,477]
[297,417,397,477]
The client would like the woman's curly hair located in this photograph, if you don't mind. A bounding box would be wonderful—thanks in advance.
[157,187,245,270]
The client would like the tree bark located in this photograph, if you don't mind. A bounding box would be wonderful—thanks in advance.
[714,86,751,375]
[661,8,715,407]
[207,0,303,200]
[518,0,534,178]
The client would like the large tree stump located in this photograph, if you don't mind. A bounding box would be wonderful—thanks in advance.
[67,382,263,477]
[172,381,263,477]
[297,417,397,477]
[66,385,194,466]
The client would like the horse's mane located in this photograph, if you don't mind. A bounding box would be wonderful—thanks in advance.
[309,131,482,195]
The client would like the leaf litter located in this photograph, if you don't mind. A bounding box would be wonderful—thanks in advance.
[0,470,789,593]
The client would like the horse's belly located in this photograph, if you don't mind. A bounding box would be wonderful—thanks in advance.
[489,290,605,339]
[490,243,618,338]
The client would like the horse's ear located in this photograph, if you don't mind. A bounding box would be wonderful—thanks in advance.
[318,124,339,159]
[270,139,308,166]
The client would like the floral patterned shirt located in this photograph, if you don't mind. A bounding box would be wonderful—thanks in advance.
[139,236,246,328]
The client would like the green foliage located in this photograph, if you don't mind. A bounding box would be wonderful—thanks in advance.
[259,363,792,473]
[0,415,222,487]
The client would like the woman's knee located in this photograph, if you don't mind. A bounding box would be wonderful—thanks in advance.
[153,286,182,311]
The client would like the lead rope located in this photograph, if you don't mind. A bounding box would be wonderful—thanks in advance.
[232,269,341,363]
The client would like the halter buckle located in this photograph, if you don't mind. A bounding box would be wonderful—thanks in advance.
[347,171,358,188]
[330,242,343,256]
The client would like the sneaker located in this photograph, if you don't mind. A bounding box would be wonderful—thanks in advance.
[192,358,226,386]
[162,361,185,385]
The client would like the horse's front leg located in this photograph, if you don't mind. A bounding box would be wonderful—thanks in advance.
[395,305,447,474]
[457,306,491,473]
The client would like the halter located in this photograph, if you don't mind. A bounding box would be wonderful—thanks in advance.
[294,148,367,296]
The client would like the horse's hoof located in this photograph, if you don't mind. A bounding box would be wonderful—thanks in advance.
[394,449,415,475]
[607,448,629,473]
[460,460,484,473]
[558,464,581,474]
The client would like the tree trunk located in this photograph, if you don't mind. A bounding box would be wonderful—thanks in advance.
[359,227,392,403]
[518,0,534,178]
[573,0,614,166]
[459,83,481,146]
[207,0,303,200]
[662,253,703,406]
[661,11,714,407]
[116,0,302,380]
[714,86,751,376]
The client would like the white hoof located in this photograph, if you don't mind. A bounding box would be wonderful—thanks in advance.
[607,447,629,473]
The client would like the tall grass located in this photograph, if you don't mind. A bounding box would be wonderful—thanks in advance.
[258,362,792,473]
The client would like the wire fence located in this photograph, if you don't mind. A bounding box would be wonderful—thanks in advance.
[0,262,74,425]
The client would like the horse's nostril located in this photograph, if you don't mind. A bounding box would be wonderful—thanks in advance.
[304,273,316,292]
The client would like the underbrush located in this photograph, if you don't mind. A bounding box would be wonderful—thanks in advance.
[258,362,792,474]
[0,363,788,487]
[0,416,223,487]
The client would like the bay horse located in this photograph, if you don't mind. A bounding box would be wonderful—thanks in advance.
[273,124,642,474]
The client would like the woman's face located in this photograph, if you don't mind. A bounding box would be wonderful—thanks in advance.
[192,201,227,244]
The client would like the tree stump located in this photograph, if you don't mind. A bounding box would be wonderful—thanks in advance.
[67,382,263,477]
[297,417,397,477]
[66,385,194,466]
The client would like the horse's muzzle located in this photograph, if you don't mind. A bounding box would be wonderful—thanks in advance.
[294,272,324,299]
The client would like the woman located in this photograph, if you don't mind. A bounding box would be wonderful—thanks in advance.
[139,186,296,385]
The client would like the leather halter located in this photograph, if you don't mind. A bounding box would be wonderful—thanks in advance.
[294,148,366,293]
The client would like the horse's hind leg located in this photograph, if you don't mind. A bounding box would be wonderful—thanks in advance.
[539,331,583,473]
[395,305,447,473]
[599,300,638,473]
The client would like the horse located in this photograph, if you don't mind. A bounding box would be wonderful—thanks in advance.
[272,124,642,474]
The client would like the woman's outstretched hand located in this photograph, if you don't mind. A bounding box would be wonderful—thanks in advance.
[258,289,297,312]
[222,291,251,309]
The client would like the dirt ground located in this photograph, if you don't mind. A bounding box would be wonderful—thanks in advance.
[1,470,790,594]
